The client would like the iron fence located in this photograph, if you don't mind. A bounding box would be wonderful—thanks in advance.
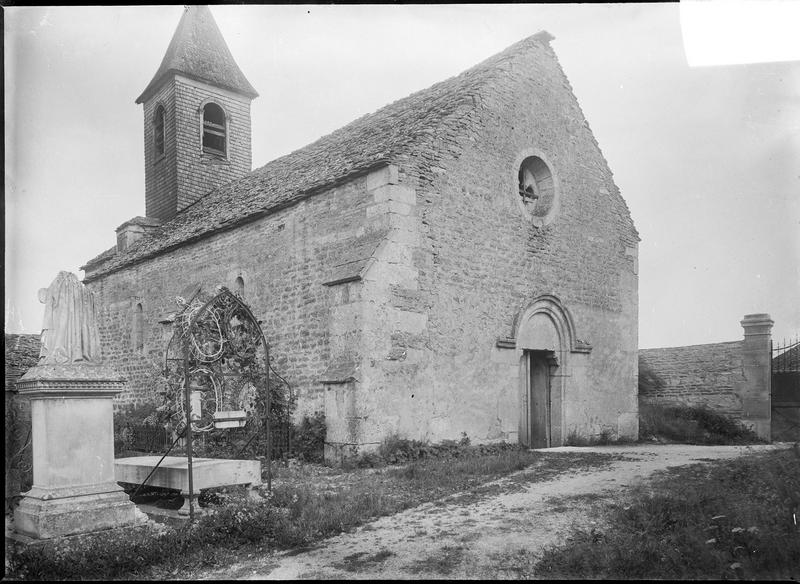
[771,335,800,441]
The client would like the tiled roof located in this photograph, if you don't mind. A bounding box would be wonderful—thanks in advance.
[5,334,41,391]
[322,228,391,286]
[136,5,258,104]
[83,246,117,271]
[117,216,163,231]
[85,32,555,280]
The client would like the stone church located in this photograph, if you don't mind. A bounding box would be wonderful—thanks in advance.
[82,6,640,458]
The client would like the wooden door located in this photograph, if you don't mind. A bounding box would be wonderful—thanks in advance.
[529,351,551,448]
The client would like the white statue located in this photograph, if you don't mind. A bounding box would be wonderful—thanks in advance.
[37,271,101,365]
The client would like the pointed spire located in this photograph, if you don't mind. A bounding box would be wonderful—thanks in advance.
[136,5,258,104]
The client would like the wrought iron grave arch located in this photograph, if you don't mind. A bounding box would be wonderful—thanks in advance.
[149,286,292,519]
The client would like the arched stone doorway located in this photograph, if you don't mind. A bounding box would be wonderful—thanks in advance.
[513,295,585,448]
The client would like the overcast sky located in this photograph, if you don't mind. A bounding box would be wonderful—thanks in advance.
[5,3,800,348]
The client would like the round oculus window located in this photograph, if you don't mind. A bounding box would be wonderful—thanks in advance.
[517,155,558,226]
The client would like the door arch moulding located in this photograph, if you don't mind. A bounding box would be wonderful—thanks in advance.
[496,294,593,355]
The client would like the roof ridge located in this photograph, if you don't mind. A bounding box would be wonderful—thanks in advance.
[249,30,554,178]
[87,32,559,281]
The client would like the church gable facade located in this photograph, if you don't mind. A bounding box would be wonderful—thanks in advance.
[83,7,639,459]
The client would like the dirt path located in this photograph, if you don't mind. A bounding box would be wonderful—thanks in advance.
[202,444,789,580]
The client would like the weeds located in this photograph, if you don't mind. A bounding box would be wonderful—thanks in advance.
[638,360,665,394]
[291,412,326,462]
[6,495,280,580]
[564,428,634,446]
[407,545,466,575]
[566,403,763,447]
[332,549,394,573]
[535,447,800,579]
[263,445,548,547]
[345,432,499,469]
[639,402,763,444]
[5,442,571,580]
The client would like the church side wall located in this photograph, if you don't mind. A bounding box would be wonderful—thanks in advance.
[86,176,377,414]
[362,41,639,445]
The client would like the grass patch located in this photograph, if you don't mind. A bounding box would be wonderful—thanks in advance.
[341,432,478,469]
[639,402,764,444]
[291,411,326,463]
[387,446,535,488]
[263,446,577,547]
[545,492,606,513]
[417,451,626,508]
[331,549,394,572]
[0,445,541,580]
[407,545,466,575]
[5,445,620,580]
[6,495,283,581]
[564,428,639,446]
[533,446,800,579]
[565,428,612,446]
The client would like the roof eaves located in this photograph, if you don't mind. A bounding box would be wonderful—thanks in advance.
[83,158,395,283]
[136,69,258,105]
[80,246,117,272]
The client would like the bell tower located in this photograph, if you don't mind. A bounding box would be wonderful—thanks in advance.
[136,5,258,222]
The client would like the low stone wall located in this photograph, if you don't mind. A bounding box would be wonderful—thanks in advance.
[638,314,773,440]
[639,341,745,418]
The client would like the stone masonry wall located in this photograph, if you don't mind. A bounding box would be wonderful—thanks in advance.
[90,37,640,451]
[323,171,425,455]
[638,314,774,441]
[142,80,178,221]
[638,341,746,418]
[174,76,252,213]
[85,172,386,413]
[350,39,639,446]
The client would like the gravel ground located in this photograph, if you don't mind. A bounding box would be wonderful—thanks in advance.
[196,443,791,580]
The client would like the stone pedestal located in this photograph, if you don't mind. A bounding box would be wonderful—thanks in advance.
[739,313,773,441]
[13,364,147,539]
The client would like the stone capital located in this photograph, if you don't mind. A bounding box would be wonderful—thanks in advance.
[16,365,126,399]
[740,313,774,338]
[17,363,125,392]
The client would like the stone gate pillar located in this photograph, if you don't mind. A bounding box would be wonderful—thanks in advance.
[739,313,773,440]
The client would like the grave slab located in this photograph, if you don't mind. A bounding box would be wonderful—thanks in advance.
[115,456,262,514]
